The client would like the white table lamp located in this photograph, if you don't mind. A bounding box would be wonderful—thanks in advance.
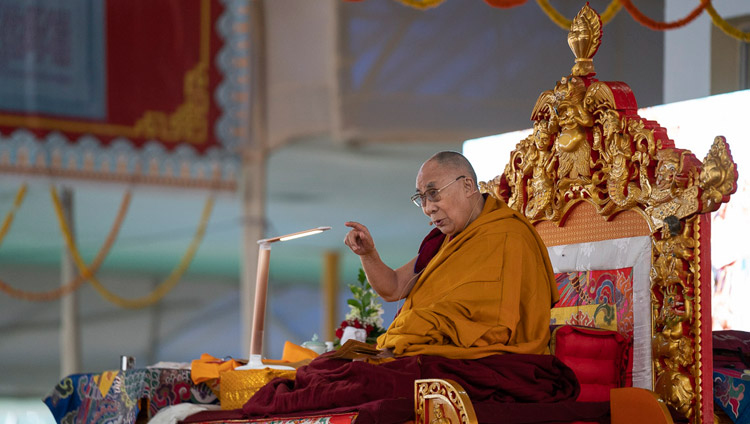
[237,226,331,370]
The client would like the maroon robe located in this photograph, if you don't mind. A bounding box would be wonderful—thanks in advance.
[183,353,610,424]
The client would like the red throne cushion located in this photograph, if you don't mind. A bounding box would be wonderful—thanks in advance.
[552,325,629,402]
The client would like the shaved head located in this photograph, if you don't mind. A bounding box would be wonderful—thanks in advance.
[416,151,484,236]
[426,151,478,188]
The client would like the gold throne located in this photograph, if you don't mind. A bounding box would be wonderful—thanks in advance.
[415,4,738,424]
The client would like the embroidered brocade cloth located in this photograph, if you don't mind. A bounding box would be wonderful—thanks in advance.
[43,368,218,423]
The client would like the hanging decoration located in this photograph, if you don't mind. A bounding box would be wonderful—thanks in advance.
[706,2,750,42]
[617,0,707,31]
[0,188,132,302]
[394,0,446,9]
[484,0,528,9]
[0,184,27,249]
[49,186,215,309]
[344,0,750,43]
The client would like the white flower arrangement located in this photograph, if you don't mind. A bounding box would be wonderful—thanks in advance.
[335,269,386,345]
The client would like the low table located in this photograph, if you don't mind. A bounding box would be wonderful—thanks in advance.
[43,367,218,423]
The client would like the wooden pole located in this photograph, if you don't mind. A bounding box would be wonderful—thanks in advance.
[322,250,339,342]
[59,186,81,377]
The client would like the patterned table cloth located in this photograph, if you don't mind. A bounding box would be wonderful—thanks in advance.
[714,367,750,424]
[43,368,218,424]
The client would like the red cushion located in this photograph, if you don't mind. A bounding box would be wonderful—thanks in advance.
[552,325,629,402]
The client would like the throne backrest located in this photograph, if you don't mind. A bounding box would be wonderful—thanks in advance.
[479,5,738,423]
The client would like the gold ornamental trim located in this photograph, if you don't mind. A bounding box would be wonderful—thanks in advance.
[694,215,703,424]
[534,202,650,247]
[415,379,477,424]
[568,4,602,76]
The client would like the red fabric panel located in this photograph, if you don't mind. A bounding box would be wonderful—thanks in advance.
[553,325,629,402]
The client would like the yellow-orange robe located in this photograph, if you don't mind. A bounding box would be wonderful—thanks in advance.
[377,195,558,359]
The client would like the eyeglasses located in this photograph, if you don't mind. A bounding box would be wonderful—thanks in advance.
[410,176,465,207]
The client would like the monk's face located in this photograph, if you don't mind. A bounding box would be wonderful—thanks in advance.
[415,160,475,237]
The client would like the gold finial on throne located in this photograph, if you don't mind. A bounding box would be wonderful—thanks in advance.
[567,3,602,77]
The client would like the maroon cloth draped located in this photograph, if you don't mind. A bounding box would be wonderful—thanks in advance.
[231,354,606,424]
[414,227,446,274]
[182,353,610,424]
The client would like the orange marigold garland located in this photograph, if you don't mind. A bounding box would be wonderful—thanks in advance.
[618,0,707,31]
[0,189,132,302]
[705,2,750,42]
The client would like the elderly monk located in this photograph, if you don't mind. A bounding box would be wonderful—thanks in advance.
[344,150,559,358]
[188,152,600,424]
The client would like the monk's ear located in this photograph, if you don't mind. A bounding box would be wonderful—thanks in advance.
[463,177,477,196]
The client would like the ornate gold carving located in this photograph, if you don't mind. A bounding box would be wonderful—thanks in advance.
[431,403,452,424]
[693,216,704,424]
[568,4,602,76]
[508,78,655,224]
[415,379,477,424]
[551,76,594,179]
[651,216,699,419]
[699,136,738,212]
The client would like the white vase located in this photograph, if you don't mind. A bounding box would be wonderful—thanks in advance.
[340,326,367,345]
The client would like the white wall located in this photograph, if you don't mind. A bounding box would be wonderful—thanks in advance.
[664,0,750,102]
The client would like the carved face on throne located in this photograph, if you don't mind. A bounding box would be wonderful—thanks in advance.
[656,149,682,186]
[533,120,552,151]
[601,111,621,140]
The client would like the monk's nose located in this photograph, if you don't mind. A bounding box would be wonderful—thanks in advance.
[422,200,437,215]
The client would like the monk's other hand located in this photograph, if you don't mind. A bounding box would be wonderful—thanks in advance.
[344,221,376,256]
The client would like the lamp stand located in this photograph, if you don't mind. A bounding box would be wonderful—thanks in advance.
[237,242,293,370]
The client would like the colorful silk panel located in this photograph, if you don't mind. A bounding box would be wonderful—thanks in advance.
[184,412,359,424]
[551,267,634,340]
[43,368,218,424]
[714,367,750,424]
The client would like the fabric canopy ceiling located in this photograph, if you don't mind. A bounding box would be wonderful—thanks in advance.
[265,0,664,151]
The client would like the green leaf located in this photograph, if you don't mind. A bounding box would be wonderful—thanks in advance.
[358,268,366,284]
[347,299,361,309]
[351,286,363,298]
[362,293,372,308]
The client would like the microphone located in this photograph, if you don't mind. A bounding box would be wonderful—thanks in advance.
[428,221,434,226]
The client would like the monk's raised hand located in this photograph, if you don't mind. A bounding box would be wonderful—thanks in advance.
[344,221,376,256]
